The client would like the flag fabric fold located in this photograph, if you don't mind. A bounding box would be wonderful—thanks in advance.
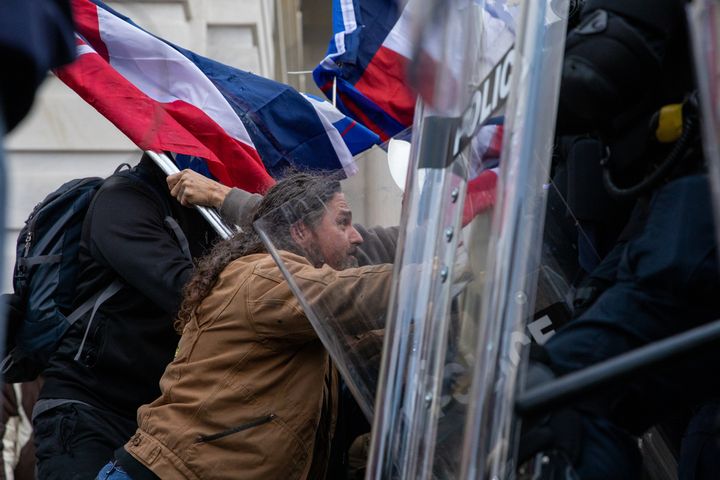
[463,121,503,225]
[301,93,381,157]
[314,0,518,143]
[58,0,380,193]
[314,0,417,141]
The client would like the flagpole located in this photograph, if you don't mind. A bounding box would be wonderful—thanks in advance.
[145,151,236,239]
[332,77,337,107]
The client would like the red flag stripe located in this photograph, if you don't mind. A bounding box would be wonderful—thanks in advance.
[355,46,416,128]
[462,170,498,226]
[55,50,274,193]
[73,0,110,62]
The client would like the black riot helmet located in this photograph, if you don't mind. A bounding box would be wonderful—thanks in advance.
[556,0,698,195]
[557,0,691,135]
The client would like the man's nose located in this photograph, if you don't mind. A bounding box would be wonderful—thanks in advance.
[349,226,363,245]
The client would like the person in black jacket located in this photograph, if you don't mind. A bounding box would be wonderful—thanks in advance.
[32,154,216,480]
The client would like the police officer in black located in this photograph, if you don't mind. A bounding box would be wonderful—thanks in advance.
[521,1,720,478]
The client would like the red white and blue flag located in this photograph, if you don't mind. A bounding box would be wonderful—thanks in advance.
[313,0,416,141]
[57,0,379,193]
[314,0,518,143]
[314,0,512,221]
[463,120,504,224]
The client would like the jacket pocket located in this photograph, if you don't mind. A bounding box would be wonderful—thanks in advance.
[75,315,108,368]
[195,414,276,443]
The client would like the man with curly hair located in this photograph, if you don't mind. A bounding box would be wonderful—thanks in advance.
[98,171,394,480]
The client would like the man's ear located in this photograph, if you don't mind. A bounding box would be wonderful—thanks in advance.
[290,221,310,248]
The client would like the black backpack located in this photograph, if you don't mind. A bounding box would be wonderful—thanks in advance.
[1,167,191,383]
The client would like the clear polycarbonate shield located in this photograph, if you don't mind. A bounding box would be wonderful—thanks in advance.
[460,1,570,479]
[687,0,720,250]
[254,149,403,420]
[366,0,523,478]
[0,112,6,349]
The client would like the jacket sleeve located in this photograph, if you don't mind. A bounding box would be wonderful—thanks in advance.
[248,258,393,344]
[354,225,399,266]
[87,180,194,314]
[219,188,262,227]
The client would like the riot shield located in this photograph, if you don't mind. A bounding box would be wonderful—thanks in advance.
[366,0,527,478]
[0,108,6,350]
[688,0,720,251]
[459,1,569,478]
[254,149,403,421]
[256,0,570,477]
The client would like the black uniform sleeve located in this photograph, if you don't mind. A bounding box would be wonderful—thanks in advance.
[87,179,193,314]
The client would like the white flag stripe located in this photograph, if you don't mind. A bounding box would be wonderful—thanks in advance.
[301,94,357,176]
[340,0,357,34]
[382,0,416,58]
[96,7,255,149]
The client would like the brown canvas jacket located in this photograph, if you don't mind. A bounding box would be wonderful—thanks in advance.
[125,251,392,480]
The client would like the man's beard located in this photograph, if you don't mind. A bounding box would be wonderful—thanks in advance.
[304,243,358,270]
[338,254,359,270]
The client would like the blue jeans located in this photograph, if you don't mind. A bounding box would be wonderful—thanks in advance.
[97,461,134,480]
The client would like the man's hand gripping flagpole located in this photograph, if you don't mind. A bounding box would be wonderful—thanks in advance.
[145,151,235,239]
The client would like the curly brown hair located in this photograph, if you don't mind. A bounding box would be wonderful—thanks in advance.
[174,171,342,333]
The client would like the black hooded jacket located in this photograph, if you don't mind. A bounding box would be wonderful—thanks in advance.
[40,155,217,419]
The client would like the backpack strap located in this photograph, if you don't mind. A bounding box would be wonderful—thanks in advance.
[16,254,62,268]
[164,216,192,261]
[1,279,122,378]
[113,163,132,174]
[72,279,123,361]
[27,206,77,256]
